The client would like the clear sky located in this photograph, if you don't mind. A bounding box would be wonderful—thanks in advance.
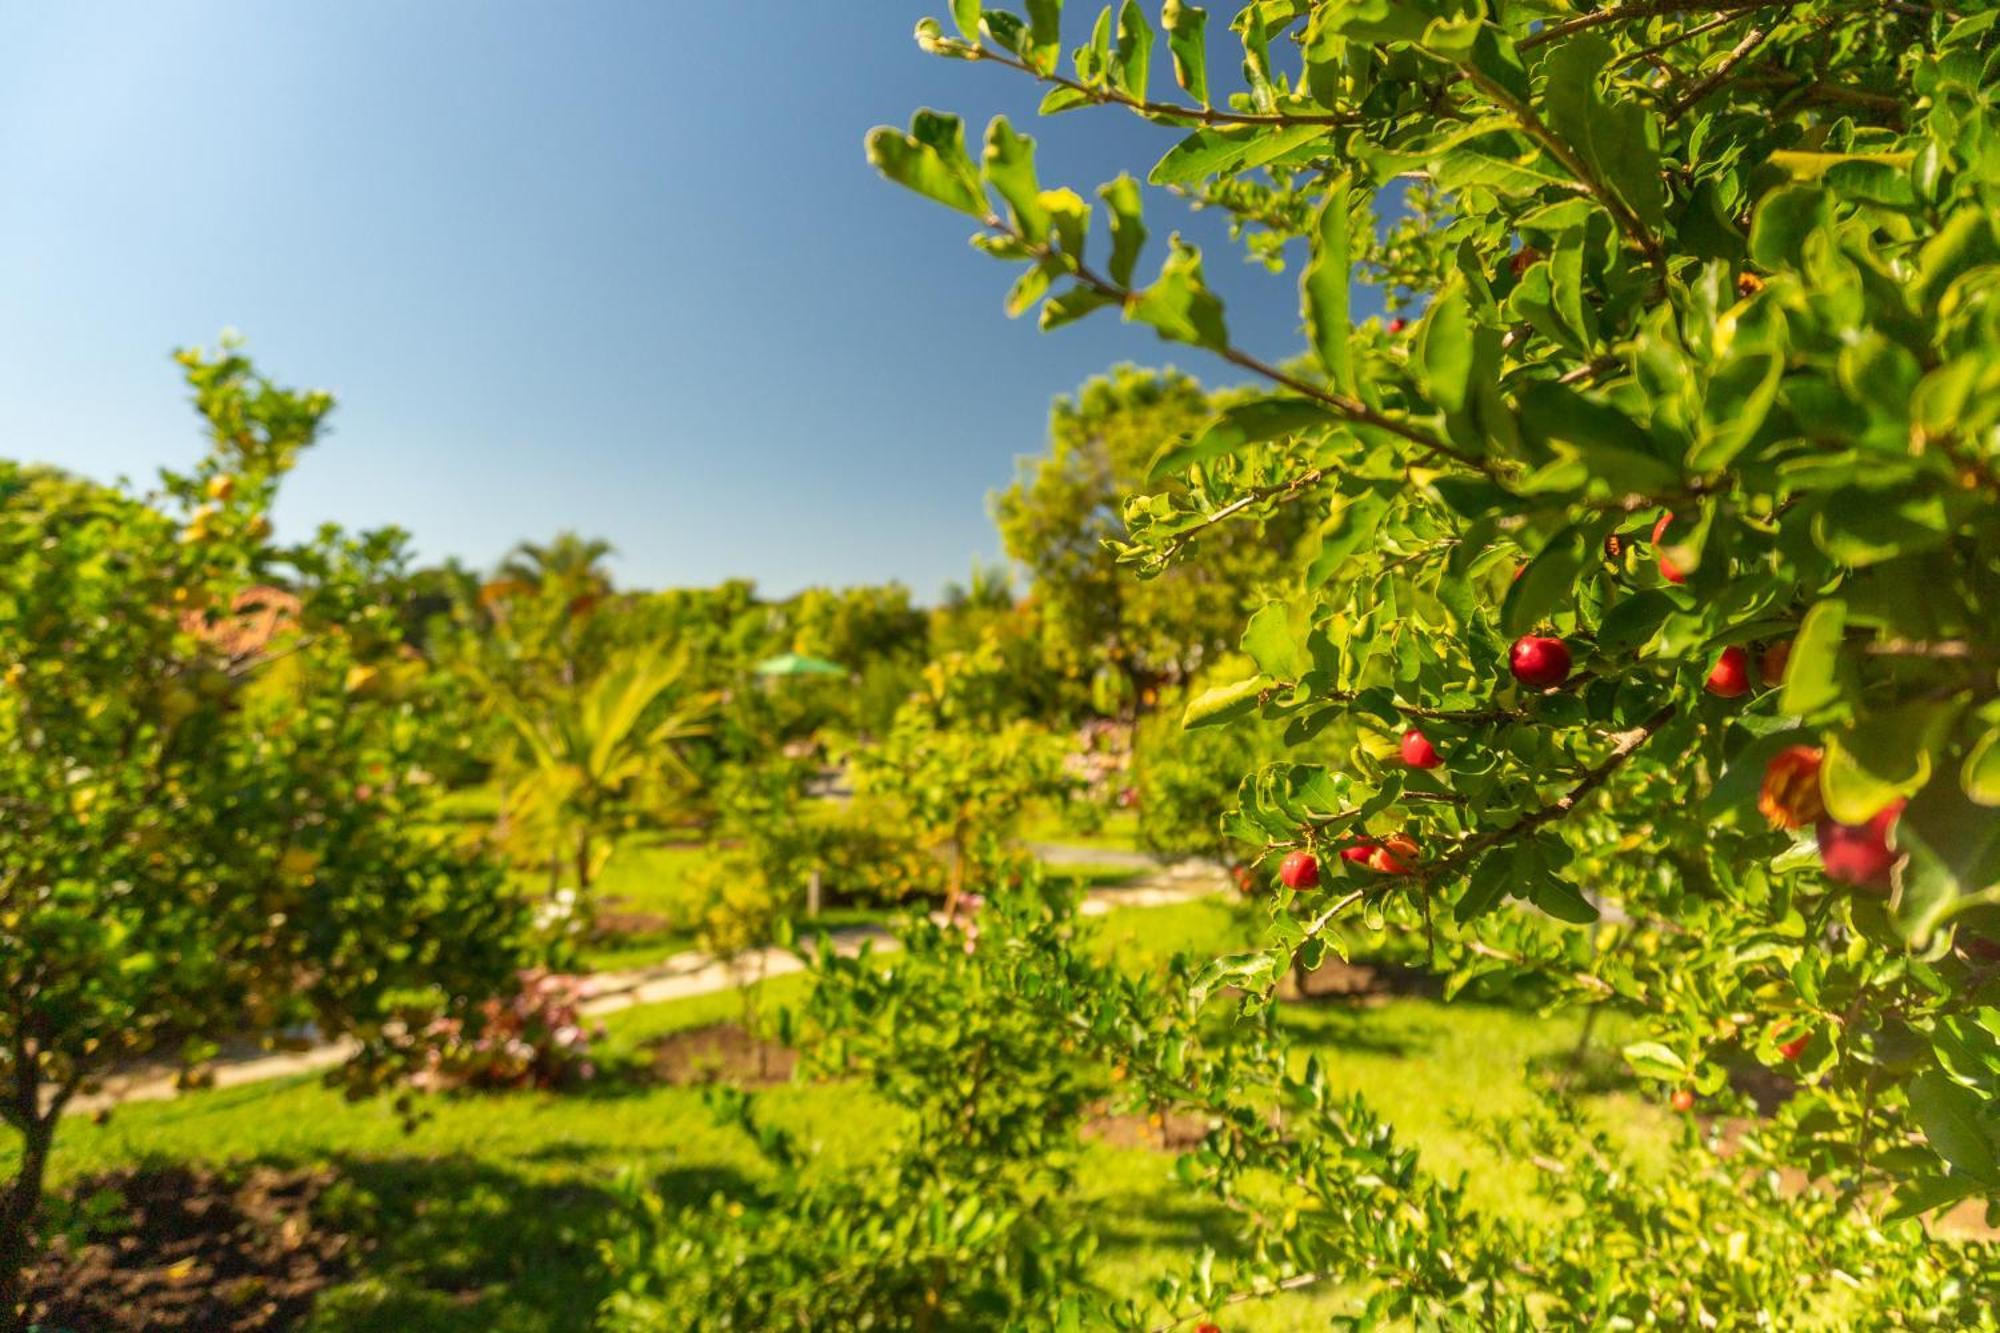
[0,4,1382,600]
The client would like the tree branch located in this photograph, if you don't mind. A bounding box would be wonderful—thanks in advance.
[1665,23,1776,120]
[984,216,1492,476]
[949,38,1358,128]
[1426,704,1679,881]
[1519,0,1769,51]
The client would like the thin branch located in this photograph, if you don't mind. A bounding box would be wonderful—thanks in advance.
[1425,704,1678,881]
[983,215,1492,476]
[1460,68,1664,270]
[1519,0,1769,51]
[955,40,1357,128]
[1611,9,1755,70]
[1147,1272,1329,1333]
[1665,23,1777,120]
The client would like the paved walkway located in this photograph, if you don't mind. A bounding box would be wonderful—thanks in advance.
[73,849,1224,1113]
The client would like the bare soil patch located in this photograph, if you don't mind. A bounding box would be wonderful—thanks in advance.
[27,1165,349,1332]
[1277,957,1439,1004]
[645,1021,795,1088]
[1083,1104,1212,1152]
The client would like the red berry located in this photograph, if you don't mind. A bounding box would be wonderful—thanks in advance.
[1777,1033,1810,1062]
[1704,645,1751,698]
[1366,834,1420,875]
[1509,635,1571,689]
[1196,1325,1222,1333]
[1400,728,1442,769]
[1816,799,1906,890]
[1670,1088,1696,1113]
[1339,841,1377,864]
[1653,511,1686,584]
[1758,640,1791,687]
[1387,317,1406,334]
[1509,246,1543,277]
[1278,850,1320,889]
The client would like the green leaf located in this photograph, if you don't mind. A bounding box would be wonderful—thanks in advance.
[1688,351,1781,472]
[1025,0,1062,70]
[1098,174,1147,287]
[1749,185,1832,271]
[1148,122,1330,188]
[1162,0,1208,105]
[1886,1173,1979,1221]
[1541,34,1664,234]
[1501,527,1585,637]
[1303,179,1357,395]
[1114,0,1153,101]
[1417,286,1473,414]
[1039,285,1118,330]
[982,118,1049,242]
[1907,1070,2000,1183]
[1150,398,1335,479]
[1621,1041,1689,1082]
[1184,674,1266,728]
[1241,602,1308,681]
[1126,237,1229,350]
[1964,728,2000,806]
[951,0,982,39]
[1822,697,1962,823]
[1891,778,2000,944]
[1454,854,1510,924]
[1813,486,1952,567]
[1189,949,1281,1005]
[865,111,987,216]
[1780,600,1845,716]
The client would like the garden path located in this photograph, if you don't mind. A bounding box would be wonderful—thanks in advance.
[72,849,1225,1112]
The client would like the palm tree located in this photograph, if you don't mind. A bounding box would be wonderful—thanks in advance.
[498,531,616,597]
[485,644,712,895]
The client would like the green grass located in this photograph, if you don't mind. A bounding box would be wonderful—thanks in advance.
[13,897,1671,1331]
[1020,803,1143,853]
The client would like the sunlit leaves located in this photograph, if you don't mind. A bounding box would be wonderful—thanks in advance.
[866,110,987,216]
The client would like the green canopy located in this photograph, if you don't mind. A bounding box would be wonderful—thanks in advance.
[753,653,847,678]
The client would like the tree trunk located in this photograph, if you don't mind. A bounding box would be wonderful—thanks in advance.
[574,831,593,893]
[0,1076,60,1333]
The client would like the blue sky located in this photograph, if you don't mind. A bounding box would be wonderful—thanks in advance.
[0,4,1382,599]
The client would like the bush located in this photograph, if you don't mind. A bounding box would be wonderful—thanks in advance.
[424,970,600,1092]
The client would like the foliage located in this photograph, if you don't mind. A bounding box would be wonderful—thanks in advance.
[599,889,1111,1331]
[478,643,712,896]
[1134,669,1288,862]
[860,0,2000,1323]
[996,365,1311,689]
[847,650,1075,908]
[0,342,530,1323]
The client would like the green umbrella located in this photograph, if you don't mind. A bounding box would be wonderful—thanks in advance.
[753,652,848,678]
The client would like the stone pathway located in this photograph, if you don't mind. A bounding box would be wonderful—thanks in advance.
[73,849,1224,1113]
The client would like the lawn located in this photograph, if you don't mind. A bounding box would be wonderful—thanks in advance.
[17,897,1669,1331]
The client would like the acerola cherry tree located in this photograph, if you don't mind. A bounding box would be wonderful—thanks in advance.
[0,344,530,1326]
[862,0,2000,1323]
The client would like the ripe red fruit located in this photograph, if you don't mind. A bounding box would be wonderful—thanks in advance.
[1387,317,1406,334]
[1278,850,1320,889]
[1196,1325,1222,1333]
[1758,640,1791,687]
[1233,865,1256,894]
[1777,1032,1810,1062]
[1400,728,1442,769]
[1367,834,1420,875]
[1509,635,1571,689]
[1339,841,1377,864]
[1816,799,1906,890]
[1704,645,1751,698]
[1670,1088,1696,1113]
[1653,511,1686,584]
[1509,246,1543,277]
[1758,745,1825,830]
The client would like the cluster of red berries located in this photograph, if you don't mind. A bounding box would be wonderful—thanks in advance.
[1277,833,1421,889]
